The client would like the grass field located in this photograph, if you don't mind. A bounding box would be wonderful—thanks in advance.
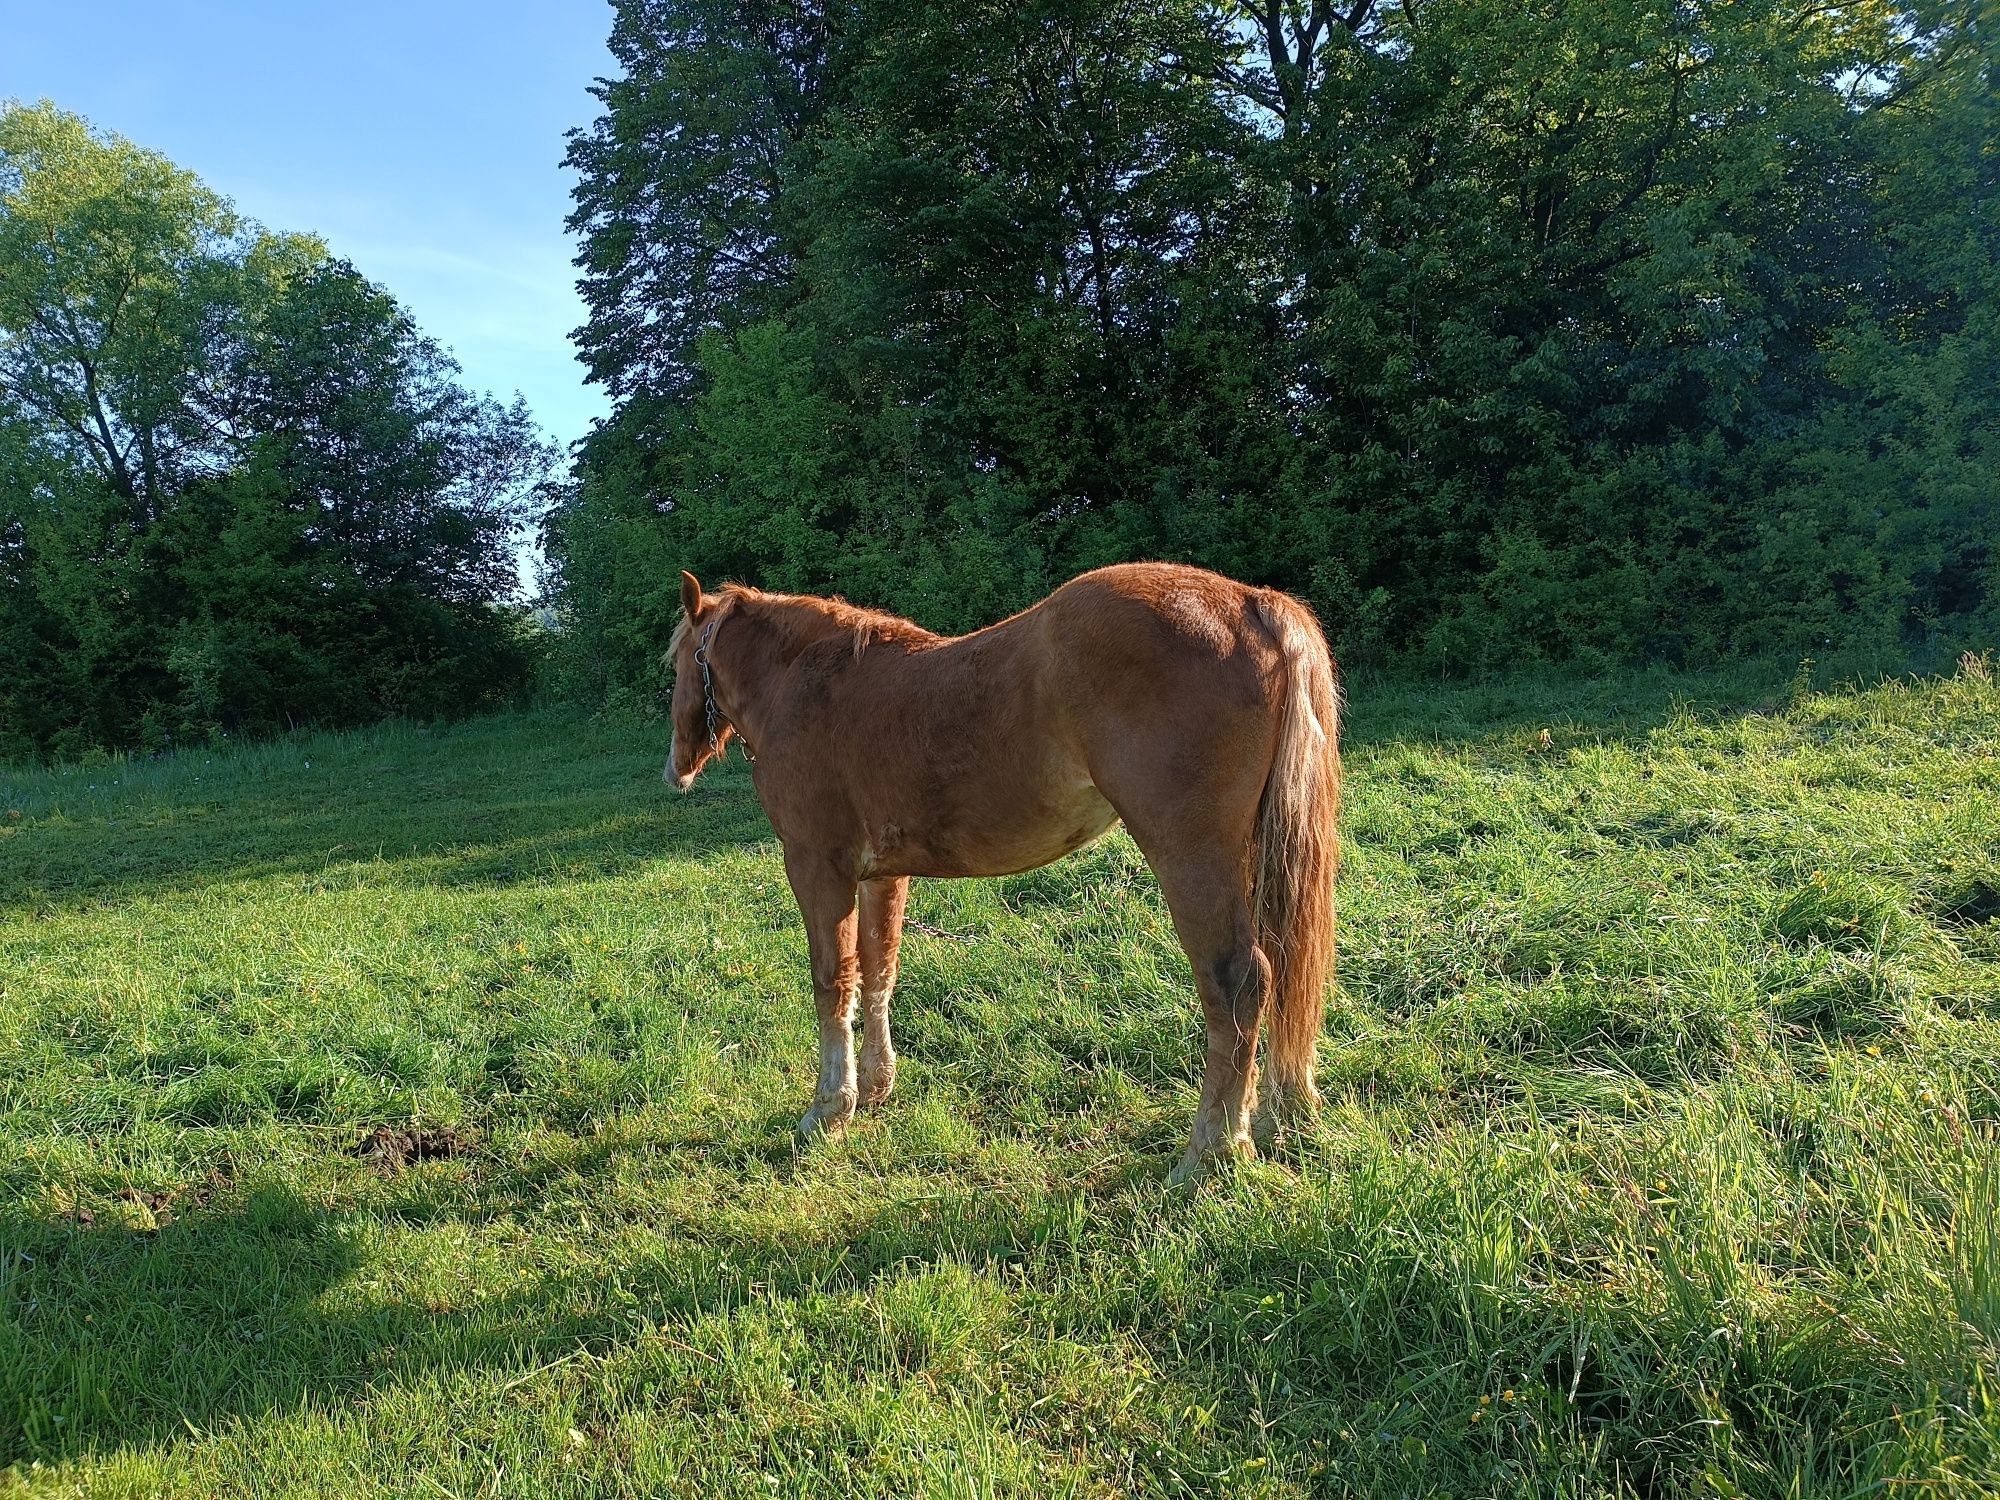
[3,656,1998,1498]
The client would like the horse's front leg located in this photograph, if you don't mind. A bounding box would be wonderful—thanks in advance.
[857,876,909,1107]
[785,848,861,1139]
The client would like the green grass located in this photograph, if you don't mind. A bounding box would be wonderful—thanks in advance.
[3,655,1998,1498]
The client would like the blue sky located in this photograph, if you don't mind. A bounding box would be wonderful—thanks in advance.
[2,0,617,452]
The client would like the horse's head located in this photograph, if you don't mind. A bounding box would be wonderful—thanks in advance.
[666,570,735,790]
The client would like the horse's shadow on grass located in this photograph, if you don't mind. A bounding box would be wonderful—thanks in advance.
[1,1148,1850,1492]
[0,1154,1090,1469]
[0,1091,1896,1486]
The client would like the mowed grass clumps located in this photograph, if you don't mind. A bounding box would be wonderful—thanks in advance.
[2,657,1997,1498]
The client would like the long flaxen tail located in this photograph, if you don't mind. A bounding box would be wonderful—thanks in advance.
[1250,590,1342,1120]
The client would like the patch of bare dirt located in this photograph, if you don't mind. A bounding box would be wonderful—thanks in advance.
[353,1125,473,1175]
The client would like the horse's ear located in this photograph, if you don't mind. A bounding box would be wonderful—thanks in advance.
[679,570,704,618]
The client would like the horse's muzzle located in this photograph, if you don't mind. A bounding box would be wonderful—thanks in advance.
[664,735,696,791]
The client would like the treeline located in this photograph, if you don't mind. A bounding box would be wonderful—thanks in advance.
[549,0,1997,703]
[0,103,554,761]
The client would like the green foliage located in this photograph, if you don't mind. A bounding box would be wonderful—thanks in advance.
[550,0,1998,695]
[3,662,1997,1493]
[0,102,557,759]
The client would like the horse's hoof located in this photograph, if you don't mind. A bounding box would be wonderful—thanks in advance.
[1249,1111,1285,1153]
[1251,1088,1320,1153]
[1169,1139,1253,1186]
[797,1098,854,1141]
[856,1068,896,1109]
[856,1048,896,1107]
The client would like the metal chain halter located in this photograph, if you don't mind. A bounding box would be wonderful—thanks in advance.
[693,616,753,761]
[694,618,721,748]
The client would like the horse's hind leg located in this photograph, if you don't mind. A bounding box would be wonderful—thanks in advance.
[784,848,861,1139]
[1143,851,1269,1183]
[857,876,909,1107]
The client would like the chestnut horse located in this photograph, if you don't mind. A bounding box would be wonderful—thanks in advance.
[667,562,1341,1180]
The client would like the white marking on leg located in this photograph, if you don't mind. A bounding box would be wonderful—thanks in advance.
[800,1004,857,1137]
[819,1015,855,1102]
[858,983,896,1104]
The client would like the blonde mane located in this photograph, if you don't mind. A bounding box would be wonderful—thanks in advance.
[704,583,936,664]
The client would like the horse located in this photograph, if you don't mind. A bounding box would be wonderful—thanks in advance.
[666,561,1341,1181]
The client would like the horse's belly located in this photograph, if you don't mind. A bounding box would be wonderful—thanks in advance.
[866,780,1118,880]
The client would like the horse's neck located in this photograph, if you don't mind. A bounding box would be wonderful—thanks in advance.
[735,596,855,665]
[714,597,855,740]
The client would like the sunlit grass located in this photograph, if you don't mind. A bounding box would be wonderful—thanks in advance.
[2,656,1997,1497]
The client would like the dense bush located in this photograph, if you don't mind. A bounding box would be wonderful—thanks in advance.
[548,0,1997,702]
[0,103,556,760]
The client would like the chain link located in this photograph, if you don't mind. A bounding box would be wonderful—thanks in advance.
[694,619,721,748]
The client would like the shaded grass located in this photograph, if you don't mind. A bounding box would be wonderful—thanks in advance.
[1,656,1997,1497]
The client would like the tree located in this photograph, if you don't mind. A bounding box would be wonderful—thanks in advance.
[565,0,837,403]
[548,0,1998,691]
[0,103,558,757]
[0,102,280,521]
